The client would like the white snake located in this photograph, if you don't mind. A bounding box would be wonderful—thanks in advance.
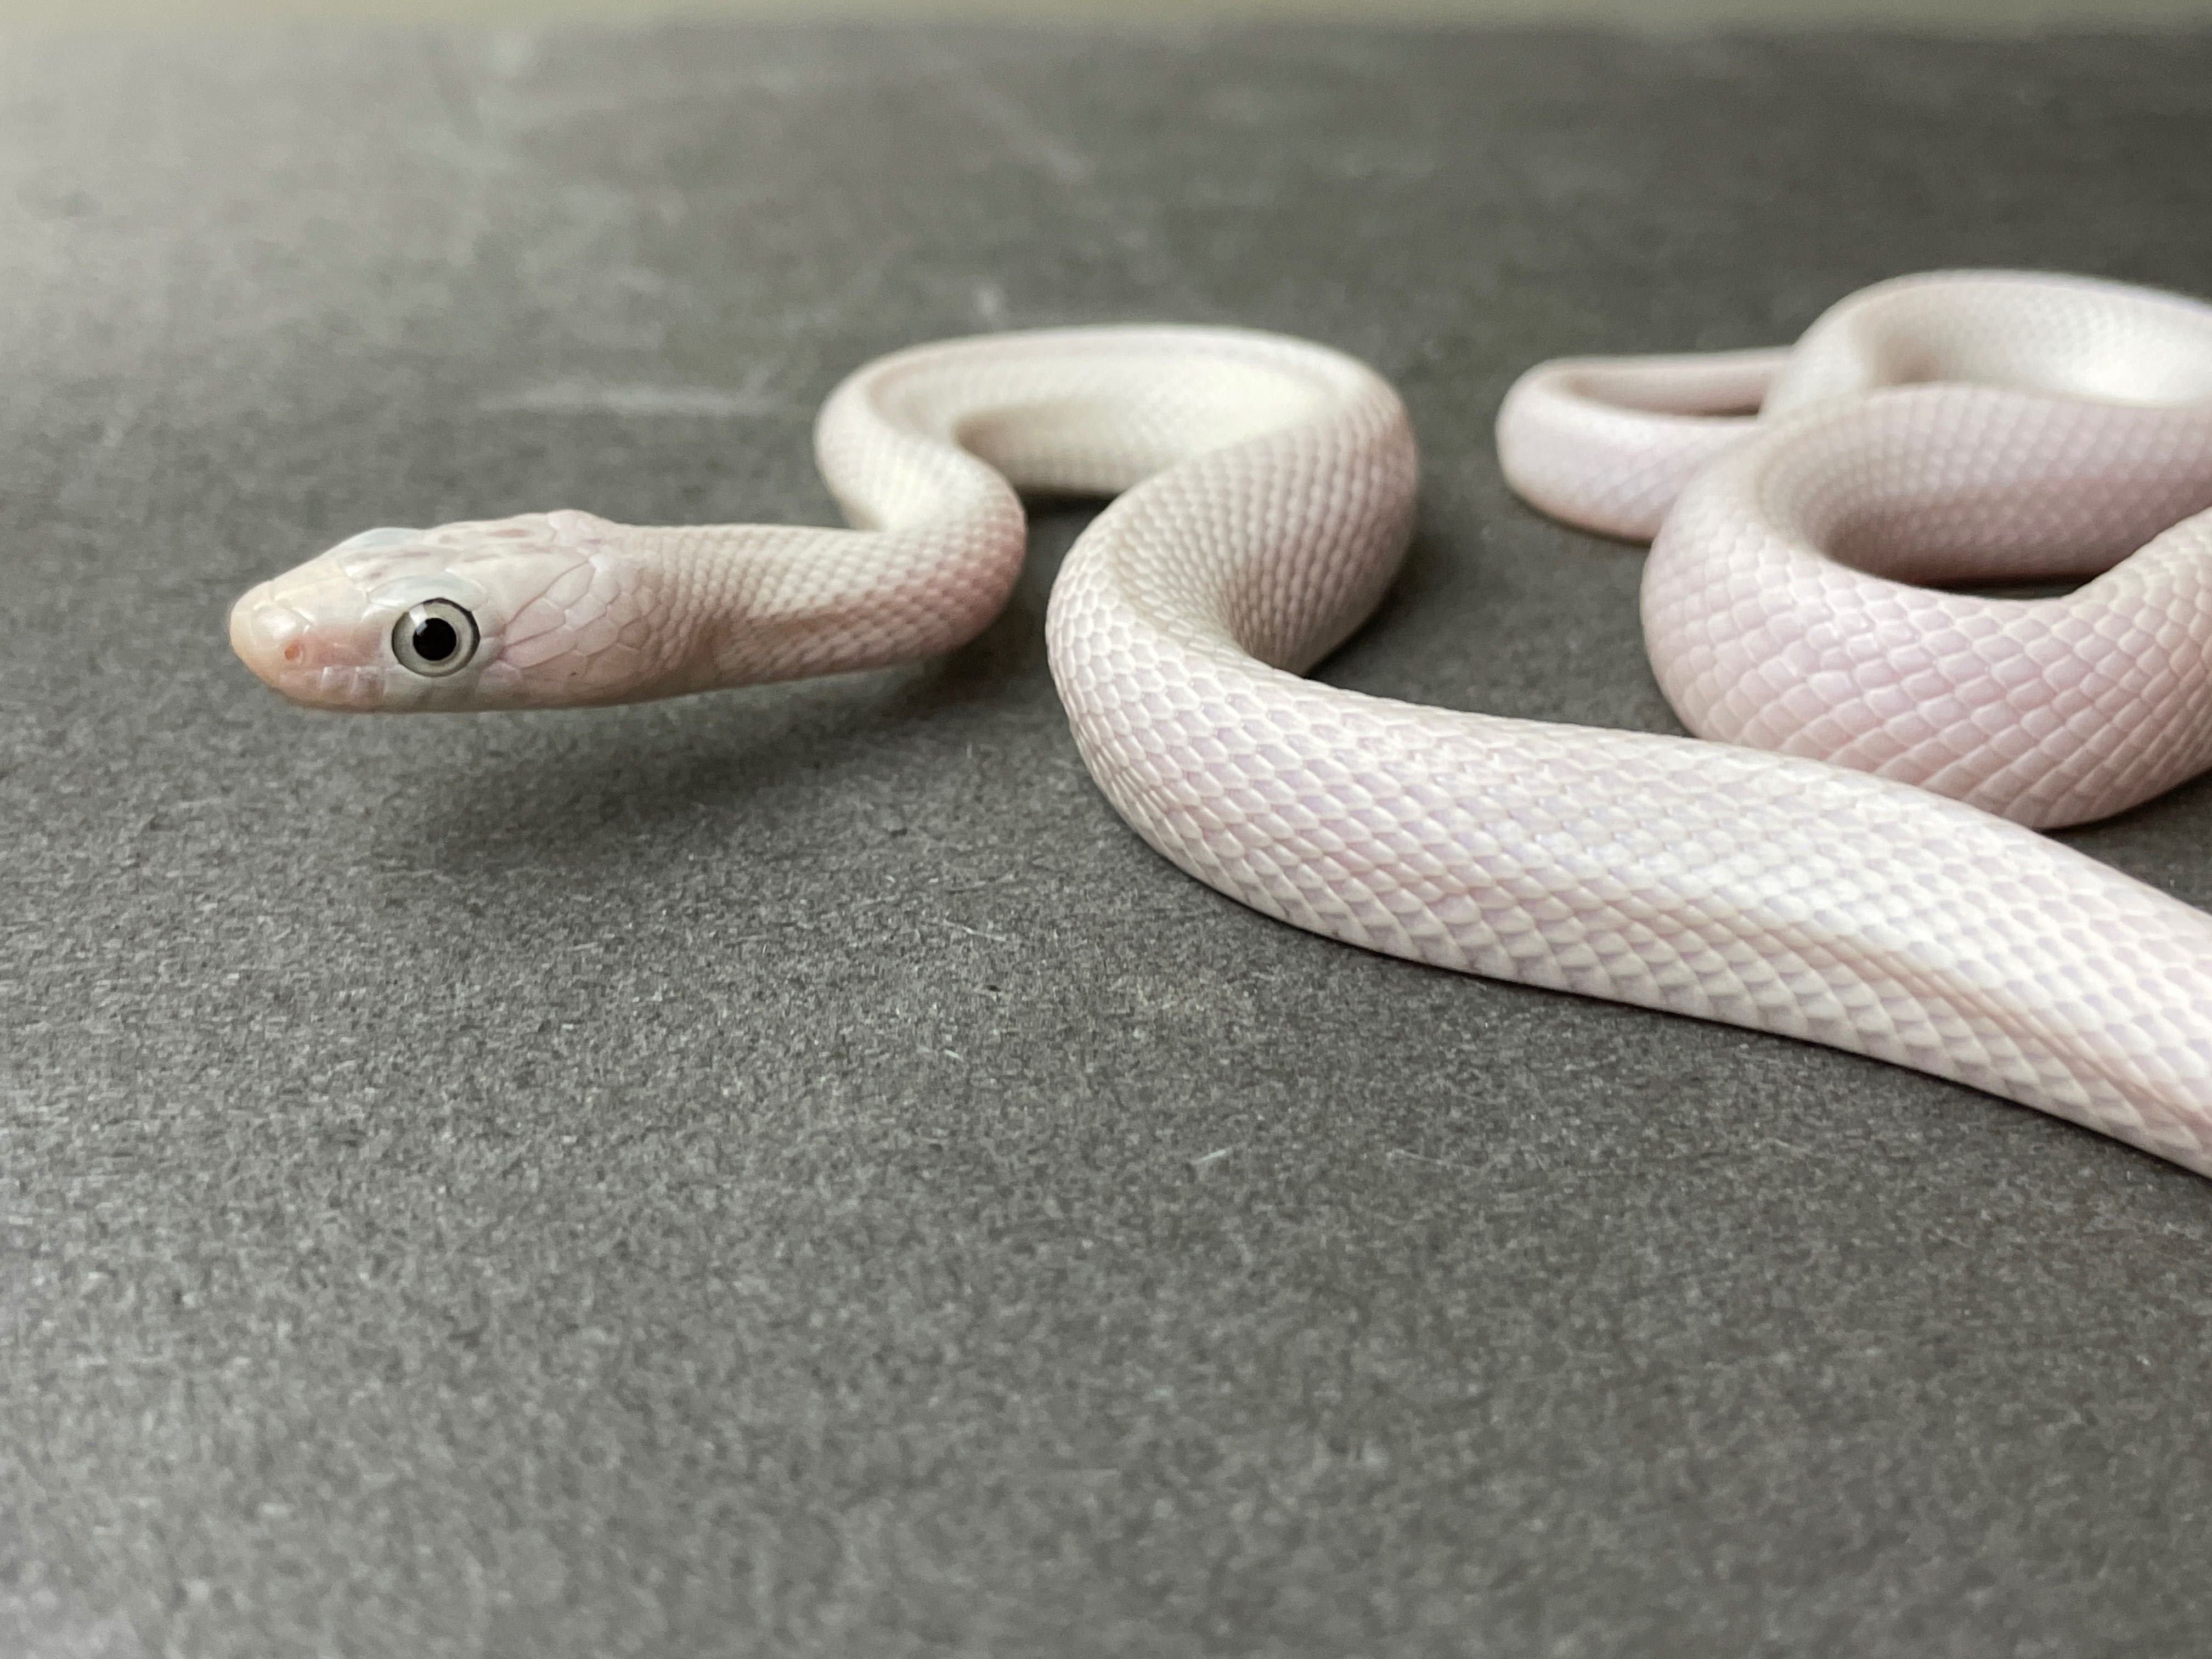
[231,272,2212,1177]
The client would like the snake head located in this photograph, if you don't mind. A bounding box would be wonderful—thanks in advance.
[229,510,664,710]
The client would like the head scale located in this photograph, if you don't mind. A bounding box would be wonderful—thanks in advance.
[229,510,651,710]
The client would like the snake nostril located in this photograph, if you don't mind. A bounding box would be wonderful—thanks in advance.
[229,592,308,681]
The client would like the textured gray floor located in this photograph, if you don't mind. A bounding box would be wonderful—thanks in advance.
[5,21,2212,1659]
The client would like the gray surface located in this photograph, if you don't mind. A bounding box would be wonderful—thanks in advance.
[4,21,2212,1659]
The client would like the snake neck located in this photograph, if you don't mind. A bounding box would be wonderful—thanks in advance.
[630,325,1408,698]
[622,487,1027,696]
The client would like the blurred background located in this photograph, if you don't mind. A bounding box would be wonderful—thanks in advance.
[20,0,2212,30]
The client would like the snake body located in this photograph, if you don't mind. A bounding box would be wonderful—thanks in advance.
[232,278,2212,1176]
[1501,271,2212,827]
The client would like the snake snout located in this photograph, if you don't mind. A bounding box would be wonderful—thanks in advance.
[229,577,394,707]
[229,584,308,681]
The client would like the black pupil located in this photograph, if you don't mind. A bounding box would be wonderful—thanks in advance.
[413,617,458,662]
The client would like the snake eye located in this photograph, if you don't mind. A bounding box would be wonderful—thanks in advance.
[391,600,479,678]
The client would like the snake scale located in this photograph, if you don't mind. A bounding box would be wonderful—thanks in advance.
[230,272,2212,1177]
